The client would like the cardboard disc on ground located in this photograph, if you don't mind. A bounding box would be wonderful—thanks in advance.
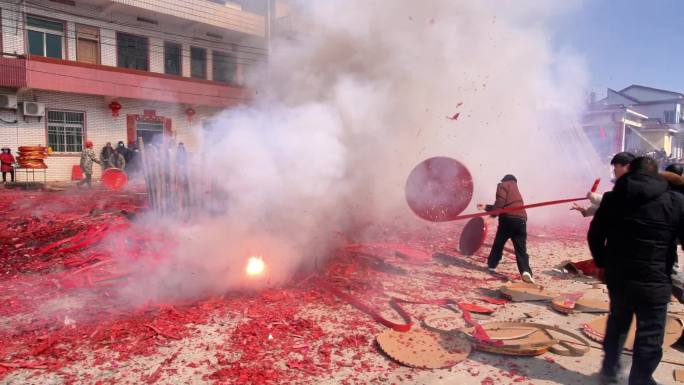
[465,322,557,356]
[500,282,559,302]
[405,157,473,222]
[551,289,609,314]
[465,321,590,357]
[459,217,488,255]
[582,315,683,350]
[376,327,471,368]
[101,168,128,190]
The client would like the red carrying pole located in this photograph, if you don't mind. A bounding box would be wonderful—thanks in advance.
[452,196,588,221]
[590,178,601,193]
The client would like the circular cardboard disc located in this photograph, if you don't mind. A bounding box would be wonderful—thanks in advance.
[459,217,488,255]
[463,322,557,356]
[405,157,473,222]
[500,282,559,302]
[582,315,683,350]
[376,327,471,368]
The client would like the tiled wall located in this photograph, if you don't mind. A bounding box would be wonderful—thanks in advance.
[0,87,220,181]
[0,1,266,84]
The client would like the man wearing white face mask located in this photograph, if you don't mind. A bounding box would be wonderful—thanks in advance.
[571,152,636,217]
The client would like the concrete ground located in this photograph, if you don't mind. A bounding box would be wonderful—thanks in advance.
[1,190,682,385]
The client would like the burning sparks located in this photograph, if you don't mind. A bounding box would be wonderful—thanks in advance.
[246,256,266,277]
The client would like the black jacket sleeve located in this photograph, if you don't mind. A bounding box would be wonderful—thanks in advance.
[677,195,684,266]
[588,192,612,268]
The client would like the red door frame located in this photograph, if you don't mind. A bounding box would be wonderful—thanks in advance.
[126,109,173,147]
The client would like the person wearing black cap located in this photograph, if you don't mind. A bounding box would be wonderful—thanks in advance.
[589,156,684,385]
[478,174,533,283]
[571,151,636,217]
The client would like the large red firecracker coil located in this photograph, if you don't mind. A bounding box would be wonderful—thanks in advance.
[405,157,473,222]
[17,146,48,169]
[101,168,128,190]
[459,217,488,255]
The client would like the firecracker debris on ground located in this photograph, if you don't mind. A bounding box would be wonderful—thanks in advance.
[0,187,682,385]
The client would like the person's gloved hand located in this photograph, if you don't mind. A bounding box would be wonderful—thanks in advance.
[570,203,588,216]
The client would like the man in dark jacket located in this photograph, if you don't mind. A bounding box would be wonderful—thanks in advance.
[100,142,114,169]
[109,148,126,170]
[116,141,131,168]
[661,163,684,196]
[480,174,533,283]
[588,156,684,385]
[659,163,684,304]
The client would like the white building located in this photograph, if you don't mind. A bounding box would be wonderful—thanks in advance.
[0,0,267,181]
[585,85,684,159]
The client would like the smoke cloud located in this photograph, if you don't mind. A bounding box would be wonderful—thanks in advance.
[119,0,602,301]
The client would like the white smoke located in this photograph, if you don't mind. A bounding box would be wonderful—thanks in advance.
[120,0,601,300]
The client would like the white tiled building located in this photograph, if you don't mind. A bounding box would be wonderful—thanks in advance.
[0,0,267,181]
[585,85,684,160]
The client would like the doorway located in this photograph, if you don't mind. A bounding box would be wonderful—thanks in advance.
[136,120,164,147]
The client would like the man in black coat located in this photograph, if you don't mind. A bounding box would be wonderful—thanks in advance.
[660,163,684,304]
[588,156,684,385]
[116,141,132,168]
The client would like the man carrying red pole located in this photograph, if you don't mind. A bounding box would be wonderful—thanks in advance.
[479,174,534,284]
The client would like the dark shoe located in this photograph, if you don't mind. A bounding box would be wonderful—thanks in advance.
[598,372,618,384]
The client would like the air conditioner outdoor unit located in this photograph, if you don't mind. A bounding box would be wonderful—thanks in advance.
[22,102,45,117]
[0,94,18,110]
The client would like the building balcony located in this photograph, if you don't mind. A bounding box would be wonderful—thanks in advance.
[0,57,27,88]
[100,0,265,37]
[0,56,253,107]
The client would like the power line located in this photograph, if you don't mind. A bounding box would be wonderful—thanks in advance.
[0,14,266,67]
[1,1,270,56]
[0,61,254,102]
[122,0,265,30]
[23,0,269,54]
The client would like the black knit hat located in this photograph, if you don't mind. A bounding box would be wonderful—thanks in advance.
[501,174,517,182]
[610,152,636,166]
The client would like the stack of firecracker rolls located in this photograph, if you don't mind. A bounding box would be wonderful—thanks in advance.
[17,146,48,169]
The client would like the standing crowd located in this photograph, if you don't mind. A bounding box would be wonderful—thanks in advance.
[77,141,140,188]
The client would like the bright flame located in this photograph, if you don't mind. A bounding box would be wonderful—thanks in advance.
[246,256,265,277]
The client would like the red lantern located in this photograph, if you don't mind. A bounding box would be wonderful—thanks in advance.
[109,101,122,117]
[185,107,196,122]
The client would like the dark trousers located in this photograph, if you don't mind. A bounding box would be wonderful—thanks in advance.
[673,285,683,304]
[77,173,92,187]
[601,291,668,385]
[487,216,531,275]
[2,170,14,182]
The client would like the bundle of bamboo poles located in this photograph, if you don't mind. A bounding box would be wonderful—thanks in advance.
[139,137,216,217]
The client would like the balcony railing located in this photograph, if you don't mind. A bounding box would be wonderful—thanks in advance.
[0,55,253,107]
[0,56,27,88]
[111,0,265,37]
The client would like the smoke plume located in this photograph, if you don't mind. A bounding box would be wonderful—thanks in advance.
[122,0,601,301]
